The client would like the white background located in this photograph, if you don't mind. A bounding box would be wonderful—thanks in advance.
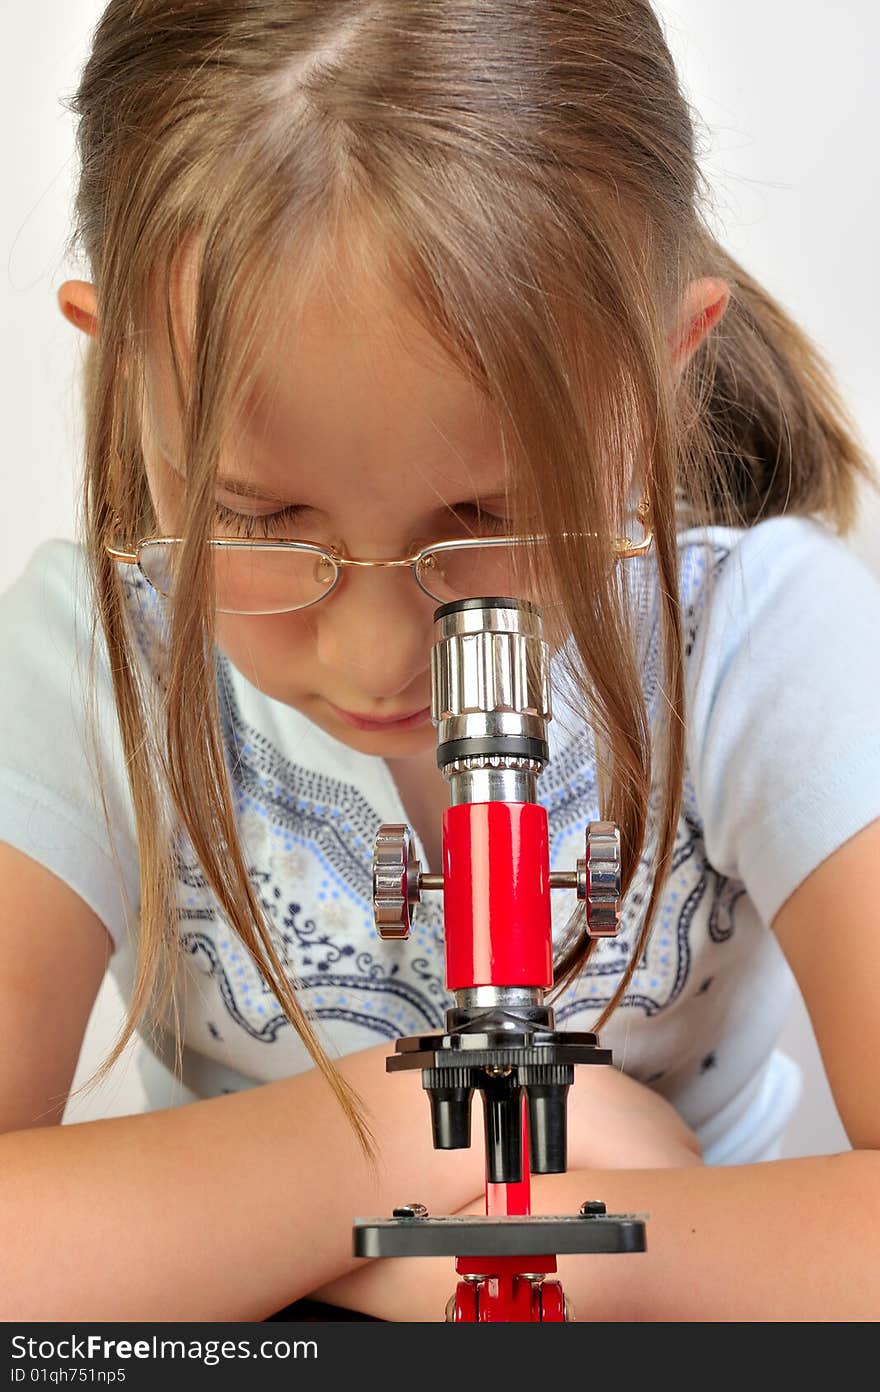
[2,3,877,1152]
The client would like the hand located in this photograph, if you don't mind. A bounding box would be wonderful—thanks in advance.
[564,1064,703,1171]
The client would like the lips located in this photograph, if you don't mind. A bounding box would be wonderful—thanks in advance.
[329,702,433,731]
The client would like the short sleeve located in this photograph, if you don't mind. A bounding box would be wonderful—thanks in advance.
[683,515,880,929]
[0,540,140,951]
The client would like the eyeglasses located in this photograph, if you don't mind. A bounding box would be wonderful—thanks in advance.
[106,497,653,616]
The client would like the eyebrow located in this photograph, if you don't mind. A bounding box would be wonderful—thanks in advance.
[152,428,508,507]
[215,473,298,502]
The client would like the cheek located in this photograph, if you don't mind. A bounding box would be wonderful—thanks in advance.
[214,611,316,693]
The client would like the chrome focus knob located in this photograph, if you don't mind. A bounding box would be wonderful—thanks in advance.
[373,823,422,940]
[577,821,622,938]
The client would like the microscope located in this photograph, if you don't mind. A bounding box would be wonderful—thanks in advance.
[353,595,647,1321]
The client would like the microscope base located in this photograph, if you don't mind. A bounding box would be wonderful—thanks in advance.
[353,1211,647,1259]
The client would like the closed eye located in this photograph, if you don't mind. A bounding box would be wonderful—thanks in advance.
[210,499,512,541]
[211,500,311,539]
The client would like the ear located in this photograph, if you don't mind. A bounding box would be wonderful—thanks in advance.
[58,280,99,338]
[670,277,730,369]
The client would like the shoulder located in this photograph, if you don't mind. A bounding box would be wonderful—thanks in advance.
[675,513,880,929]
[676,513,880,692]
[0,539,94,677]
[0,539,140,952]
[676,511,875,610]
[0,536,168,682]
[0,536,89,611]
[0,537,118,755]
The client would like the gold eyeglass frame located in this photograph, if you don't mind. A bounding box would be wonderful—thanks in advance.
[106,496,654,615]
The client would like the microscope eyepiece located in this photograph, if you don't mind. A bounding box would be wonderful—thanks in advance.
[430,596,551,773]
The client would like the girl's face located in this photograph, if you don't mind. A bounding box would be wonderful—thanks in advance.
[141,253,513,761]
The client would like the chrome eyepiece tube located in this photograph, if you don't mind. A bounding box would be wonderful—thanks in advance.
[431,596,551,807]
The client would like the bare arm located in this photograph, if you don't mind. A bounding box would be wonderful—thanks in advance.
[312,1151,880,1322]
[0,1041,486,1322]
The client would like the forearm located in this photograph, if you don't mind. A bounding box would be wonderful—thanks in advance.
[314,1150,880,1321]
[0,1043,484,1322]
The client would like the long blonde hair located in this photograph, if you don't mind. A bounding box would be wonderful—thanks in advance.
[63,1,877,1158]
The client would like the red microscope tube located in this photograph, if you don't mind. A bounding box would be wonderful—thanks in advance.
[442,801,553,991]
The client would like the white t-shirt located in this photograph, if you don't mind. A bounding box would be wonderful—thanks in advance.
[2,515,878,1165]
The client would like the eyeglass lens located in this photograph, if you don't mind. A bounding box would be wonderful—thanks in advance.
[136,538,559,615]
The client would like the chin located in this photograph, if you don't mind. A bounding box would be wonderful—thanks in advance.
[345,725,437,754]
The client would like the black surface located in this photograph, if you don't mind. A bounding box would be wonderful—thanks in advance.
[265,1297,382,1322]
[436,734,549,769]
[388,1042,612,1070]
[353,1213,647,1259]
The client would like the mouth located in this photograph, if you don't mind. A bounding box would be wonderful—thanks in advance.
[328,702,433,732]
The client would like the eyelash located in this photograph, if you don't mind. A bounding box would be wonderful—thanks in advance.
[211,501,308,539]
[210,500,512,540]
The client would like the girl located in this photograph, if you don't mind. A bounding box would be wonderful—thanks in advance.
[1,0,879,1322]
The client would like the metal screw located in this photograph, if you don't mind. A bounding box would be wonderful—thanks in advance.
[392,1202,429,1219]
[579,1200,607,1216]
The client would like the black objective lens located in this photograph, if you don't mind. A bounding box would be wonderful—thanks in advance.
[481,1070,524,1184]
[423,1068,475,1150]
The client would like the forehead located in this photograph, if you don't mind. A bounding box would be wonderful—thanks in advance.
[147,237,506,500]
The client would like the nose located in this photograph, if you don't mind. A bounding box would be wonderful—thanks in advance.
[313,563,436,703]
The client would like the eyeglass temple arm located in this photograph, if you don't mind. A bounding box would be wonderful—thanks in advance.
[615,496,653,558]
[104,505,143,565]
[106,544,139,565]
[567,499,654,559]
